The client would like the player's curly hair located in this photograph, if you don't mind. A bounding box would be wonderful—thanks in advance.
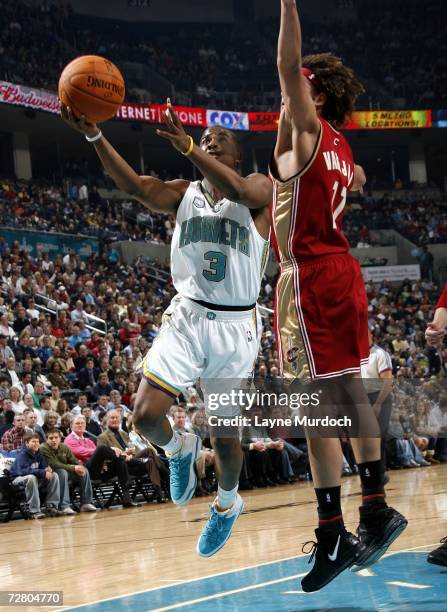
[302,53,365,128]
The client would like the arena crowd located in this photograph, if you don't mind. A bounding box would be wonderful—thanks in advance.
[1,0,445,111]
[1,186,447,519]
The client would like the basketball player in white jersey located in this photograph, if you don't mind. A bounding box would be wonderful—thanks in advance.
[61,100,271,557]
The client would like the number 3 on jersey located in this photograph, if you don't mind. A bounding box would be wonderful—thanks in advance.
[203,251,227,282]
[331,180,347,229]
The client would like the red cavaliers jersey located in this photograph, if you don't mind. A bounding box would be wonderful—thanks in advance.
[270,118,354,263]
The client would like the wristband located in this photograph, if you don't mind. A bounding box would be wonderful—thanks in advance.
[182,135,194,157]
[85,130,103,143]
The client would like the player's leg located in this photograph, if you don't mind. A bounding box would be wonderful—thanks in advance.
[343,376,408,571]
[301,398,367,593]
[196,430,245,557]
[196,308,258,557]
[276,263,367,591]
[133,378,178,446]
[133,299,204,506]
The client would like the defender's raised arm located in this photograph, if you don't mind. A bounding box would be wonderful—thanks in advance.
[277,0,320,134]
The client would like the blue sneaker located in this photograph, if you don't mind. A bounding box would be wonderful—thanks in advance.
[197,494,244,557]
[168,433,201,506]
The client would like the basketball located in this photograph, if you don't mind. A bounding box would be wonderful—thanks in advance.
[58,55,125,123]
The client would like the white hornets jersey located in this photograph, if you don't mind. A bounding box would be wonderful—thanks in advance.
[171,181,269,306]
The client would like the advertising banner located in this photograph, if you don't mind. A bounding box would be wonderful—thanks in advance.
[0,227,99,260]
[0,80,441,133]
[345,110,432,130]
[116,102,207,127]
[247,110,432,131]
[362,264,421,283]
[206,109,249,131]
[0,80,59,114]
[248,111,280,131]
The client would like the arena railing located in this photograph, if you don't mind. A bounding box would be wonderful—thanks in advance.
[33,294,107,336]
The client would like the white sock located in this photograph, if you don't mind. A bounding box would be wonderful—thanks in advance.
[216,484,238,511]
[161,431,182,455]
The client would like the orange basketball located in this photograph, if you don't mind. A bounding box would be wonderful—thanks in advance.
[58,55,125,123]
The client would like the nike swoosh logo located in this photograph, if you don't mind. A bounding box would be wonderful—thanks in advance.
[328,535,341,561]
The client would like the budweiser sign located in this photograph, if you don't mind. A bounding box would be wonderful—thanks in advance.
[0,80,59,113]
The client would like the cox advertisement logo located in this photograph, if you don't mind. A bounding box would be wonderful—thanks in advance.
[206,110,249,131]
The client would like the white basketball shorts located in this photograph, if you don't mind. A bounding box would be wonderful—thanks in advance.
[140,294,262,417]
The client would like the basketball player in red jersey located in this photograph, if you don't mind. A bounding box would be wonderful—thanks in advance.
[271,1,407,592]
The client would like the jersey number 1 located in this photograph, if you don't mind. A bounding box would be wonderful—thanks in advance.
[203,251,227,282]
[331,180,347,229]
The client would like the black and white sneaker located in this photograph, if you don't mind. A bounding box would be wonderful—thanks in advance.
[301,528,367,592]
[353,506,407,571]
[427,537,447,567]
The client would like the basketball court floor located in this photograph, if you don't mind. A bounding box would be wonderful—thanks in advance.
[2,465,446,611]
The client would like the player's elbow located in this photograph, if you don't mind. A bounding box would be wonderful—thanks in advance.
[126,176,144,198]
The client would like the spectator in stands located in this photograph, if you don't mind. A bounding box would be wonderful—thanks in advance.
[418,247,434,280]
[112,370,127,395]
[37,335,53,366]
[1,356,20,386]
[56,398,69,418]
[9,386,26,414]
[98,409,165,501]
[107,390,128,414]
[25,299,39,321]
[0,314,14,339]
[32,380,46,410]
[1,413,27,450]
[77,357,99,391]
[93,394,109,422]
[10,431,60,518]
[64,415,139,507]
[71,300,87,323]
[69,325,83,349]
[0,408,14,437]
[12,306,29,335]
[25,318,43,340]
[0,334,14,362]
[71,393,89,417]
[81,405,102,438]
[241,406,292,486]
[411,398,440,464]
[49,386,61,412]
[24,409,46,443]
[19,372,34,396]
[41,428,97,514]
[48,362,69,390]
[59,413,72,440]
[92,373,113,400]
[42,411,60,436]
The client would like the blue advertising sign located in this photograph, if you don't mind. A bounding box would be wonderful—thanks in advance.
[0,227,99,260]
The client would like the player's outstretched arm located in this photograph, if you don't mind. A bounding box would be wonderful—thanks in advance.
[156,100,272,209]
[60,104,186,214]
[277,0,319,134]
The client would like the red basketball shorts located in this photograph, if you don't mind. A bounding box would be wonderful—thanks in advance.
[275,253,369,379]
